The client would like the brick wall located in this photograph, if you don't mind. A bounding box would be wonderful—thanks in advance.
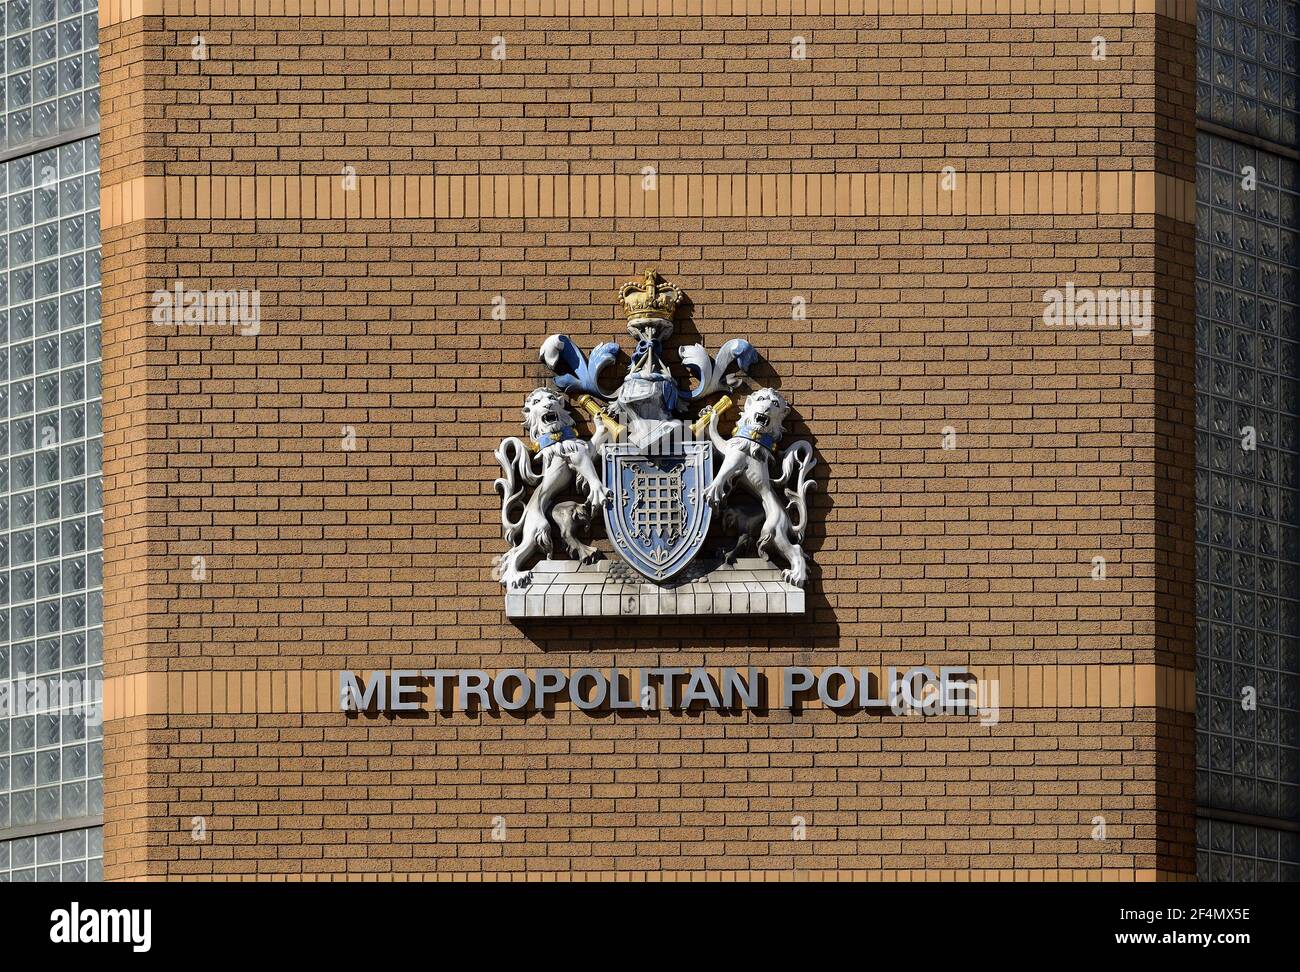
[98,1,1198,880]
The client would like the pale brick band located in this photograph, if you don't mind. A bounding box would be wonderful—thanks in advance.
[99,0,1195,26]
[101,171,1194,227]
[101,664,1196,718]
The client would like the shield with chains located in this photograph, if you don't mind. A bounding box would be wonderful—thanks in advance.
[602,439,713,582]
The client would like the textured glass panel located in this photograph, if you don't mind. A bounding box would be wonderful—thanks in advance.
[1197,817,1300,881]
[1198,0,1300,144]
[1196,131,1300,827]
[0,824,101,881]
[0,0,96,153]
[0,137,99,865]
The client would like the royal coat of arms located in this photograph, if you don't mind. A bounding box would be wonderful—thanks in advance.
[493,270,818,616]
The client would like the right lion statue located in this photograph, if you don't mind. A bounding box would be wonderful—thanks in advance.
[702,387,817,588]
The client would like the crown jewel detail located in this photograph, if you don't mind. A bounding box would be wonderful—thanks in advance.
[618,269,682,324]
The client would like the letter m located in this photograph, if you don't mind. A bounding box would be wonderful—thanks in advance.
[102,910,131,943]
[339,671,386,711]
[208,290,237,327]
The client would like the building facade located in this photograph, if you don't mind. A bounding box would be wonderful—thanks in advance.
[0,0,1290,881]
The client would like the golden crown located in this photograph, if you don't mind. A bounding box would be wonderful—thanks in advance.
[618,269,682,324]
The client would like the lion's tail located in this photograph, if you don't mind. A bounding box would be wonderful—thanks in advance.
[775,440,818,543]
[494,437,540,545]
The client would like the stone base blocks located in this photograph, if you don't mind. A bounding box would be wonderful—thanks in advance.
[505,558,806,618]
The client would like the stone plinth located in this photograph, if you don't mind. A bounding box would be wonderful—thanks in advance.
[505,557,805,618]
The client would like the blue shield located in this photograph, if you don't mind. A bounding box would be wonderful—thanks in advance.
[603,441,713,582]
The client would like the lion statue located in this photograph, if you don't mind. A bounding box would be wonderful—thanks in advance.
[702,387,816,587]
[494,388,613,589]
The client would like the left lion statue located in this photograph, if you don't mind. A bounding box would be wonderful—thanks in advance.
[494,387,612,589]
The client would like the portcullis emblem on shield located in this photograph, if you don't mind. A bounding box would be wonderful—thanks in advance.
[604,441,713,581]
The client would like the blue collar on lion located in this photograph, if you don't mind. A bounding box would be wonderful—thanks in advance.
[736,422,776,451]
[535,426,577,451]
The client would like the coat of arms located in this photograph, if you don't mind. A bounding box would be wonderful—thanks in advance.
[493,270,818,616]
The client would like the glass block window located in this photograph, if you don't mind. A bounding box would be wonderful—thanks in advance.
[1197,816,1300,880]
[0,135,101,835]
[0,823,100,880]
[0,0,99,154]
[1197,0,1300,146]
[1195,130,1300,823]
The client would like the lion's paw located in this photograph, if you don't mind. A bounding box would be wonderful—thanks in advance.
[783,564,808,588]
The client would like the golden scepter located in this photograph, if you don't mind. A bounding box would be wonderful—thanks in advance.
[690,395,733,437]
[575,394,627,439]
